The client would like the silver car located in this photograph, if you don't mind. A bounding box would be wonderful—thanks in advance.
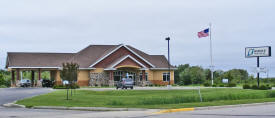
[20,79,31,87]
[116,78,134,89]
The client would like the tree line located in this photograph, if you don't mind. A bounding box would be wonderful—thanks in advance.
[174,64,253,85]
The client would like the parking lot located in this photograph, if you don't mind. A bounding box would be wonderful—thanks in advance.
[0,88,53,105]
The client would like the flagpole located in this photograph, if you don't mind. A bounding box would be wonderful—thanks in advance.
[209,23,214,85]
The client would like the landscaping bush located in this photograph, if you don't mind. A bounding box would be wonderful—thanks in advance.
[203,82,211,87]
[219,84,225,87]
[53,84,79,89]
[243,84,251,89]
[251,85,258,89]
[0,85,7,88]
[266,91,275,98]
[212,84,217,87]
[227,83,237,87]
[107,100,125,106]
[259,85,271,90]
[53,85,67,89]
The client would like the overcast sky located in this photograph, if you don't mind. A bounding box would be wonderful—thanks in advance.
[1,0,274,77]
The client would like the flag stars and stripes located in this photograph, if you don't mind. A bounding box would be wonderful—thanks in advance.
[198,28,209,38]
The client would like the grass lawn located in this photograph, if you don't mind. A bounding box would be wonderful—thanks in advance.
[16,88,275,109]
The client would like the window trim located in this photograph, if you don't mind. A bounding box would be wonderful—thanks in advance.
[162,72,170,82]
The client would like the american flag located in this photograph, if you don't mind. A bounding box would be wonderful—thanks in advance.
[198,28,209,38]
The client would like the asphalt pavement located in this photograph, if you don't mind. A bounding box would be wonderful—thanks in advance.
[146,104,275,118]
[0,88,53,105]
[1,87,275,118]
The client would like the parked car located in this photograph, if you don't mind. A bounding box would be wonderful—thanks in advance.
[42,79,54,87]
[20,79,31,87]
[116,78,134,89]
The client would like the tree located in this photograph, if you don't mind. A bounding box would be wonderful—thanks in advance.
[174,64,190,84]
[179,66,205,85]
[60,62,79,100]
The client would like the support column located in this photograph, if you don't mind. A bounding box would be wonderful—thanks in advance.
[109,70,114,86]
[50,70,55,81]
[142,70,146,86]
[16,69,20,87]
[31,70,35,87]
[36,69,42,87]
[11,70,15,87]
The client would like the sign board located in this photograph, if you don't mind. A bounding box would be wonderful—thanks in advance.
[252,67,267,73]
[222,79,229,84]
[245,46,271,57]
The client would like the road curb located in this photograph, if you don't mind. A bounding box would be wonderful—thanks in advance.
[3,101,25,108]
[5,101,275,112]
[32,106,149,111]
[153,108,194,114]
[153,102,275,114]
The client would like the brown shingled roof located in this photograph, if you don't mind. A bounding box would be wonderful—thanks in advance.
[6,52,75,68]
[6,44,174,69]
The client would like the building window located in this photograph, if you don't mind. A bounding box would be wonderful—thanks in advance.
[113,71,123,81]
[113,71,136,81]
[139,72,148,81]
[162,72,170,82]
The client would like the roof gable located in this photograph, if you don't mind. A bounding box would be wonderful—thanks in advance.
[107,55,146,69]
[89,44,155,68]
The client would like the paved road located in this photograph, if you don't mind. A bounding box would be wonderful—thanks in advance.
[0,88,53,105]
[1,87,275,118]
[1,104,275,118]
[146,104,275,118]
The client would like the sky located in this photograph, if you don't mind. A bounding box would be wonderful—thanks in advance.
[0,0,274,77]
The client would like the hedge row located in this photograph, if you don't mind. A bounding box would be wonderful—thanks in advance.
[203,82,237,87]
[243,84,272,90]
[53,84,80,89]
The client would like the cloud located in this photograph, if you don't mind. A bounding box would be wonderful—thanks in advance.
[0,0,274,77]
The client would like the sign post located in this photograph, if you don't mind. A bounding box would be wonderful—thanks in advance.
[245,46,271,87]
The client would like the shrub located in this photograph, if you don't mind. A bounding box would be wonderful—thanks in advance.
[107,100,124,106]
[0,85,7,88]
[266,91,275,98]
[251,85,258,89]
[212,84,217,87]
[243,84,251,89]
[259,85,271,90]
[53,84,79,89]
[203,82,211,87]
[219,84,225,87]
[228,83,237,87]
[53,85,67,89]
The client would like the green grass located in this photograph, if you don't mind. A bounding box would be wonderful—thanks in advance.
[16,88,275,109]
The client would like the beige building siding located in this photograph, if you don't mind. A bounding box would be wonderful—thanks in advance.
[77,70,90,86]
[151,70,174,85]
[90,68,104,73]
[146,70,154,81]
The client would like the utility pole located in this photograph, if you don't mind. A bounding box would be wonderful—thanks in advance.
[166,37,171,87]
[209,23,214,85]
[257,57,260,87]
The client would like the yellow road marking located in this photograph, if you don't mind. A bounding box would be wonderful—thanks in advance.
[153,108,195,114]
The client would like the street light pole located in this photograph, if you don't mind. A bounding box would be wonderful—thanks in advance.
[166,37,171,86]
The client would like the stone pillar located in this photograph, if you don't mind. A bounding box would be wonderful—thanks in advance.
[54,70,62,85]
[16,69,20,87]
[11,70,15,87]
[109,70,114,86]
[36,69,42,87]
[142,70,146,86]
[31,70,35,87]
